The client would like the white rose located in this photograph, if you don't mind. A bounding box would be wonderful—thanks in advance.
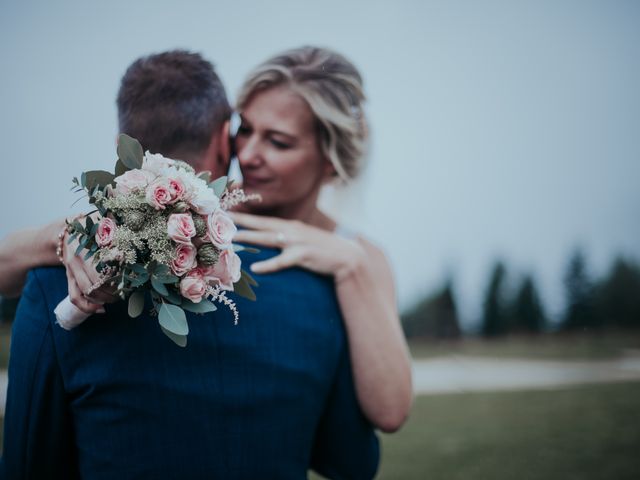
[142,151,176,176]
[114,168,156,195]
[189,180,220,215]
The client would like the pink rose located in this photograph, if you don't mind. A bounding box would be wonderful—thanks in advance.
[114,168,155,194]
[145,178,173,210]
[168,178,186,202]
[180,269,207,303]
[207,209,237,249]
[95,217,116,247]
[204,249,241,290]
[167,213,196,244]
[171,243,197,276]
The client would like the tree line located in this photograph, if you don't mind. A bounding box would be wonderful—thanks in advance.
[401,251,640,339]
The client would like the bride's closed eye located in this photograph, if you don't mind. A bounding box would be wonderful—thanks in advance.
[269,137,292,149]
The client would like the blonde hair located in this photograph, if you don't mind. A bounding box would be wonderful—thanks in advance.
[237,46,368,181]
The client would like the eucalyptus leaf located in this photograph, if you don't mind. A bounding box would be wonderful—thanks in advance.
[233,277,256,301]
[197,171,212,183]
[164,289,183,305]
[155,274,179,284]
[72,220,84,232]
[130,263,147,274]
[128,290,145,318]
[151,278,169,296]
[233,244,260,254]
[85,170,115,190]
[115,158,128,176]
[158,303,189,336]
[209,176,228,198]
[117,134,144,170]
[154,264,170,276]
[80,172,87,188]
[182,299,217,314]
[160,325,187,347]
[241,269,259,287]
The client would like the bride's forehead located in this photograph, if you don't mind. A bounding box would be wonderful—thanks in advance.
[242,87,315,130]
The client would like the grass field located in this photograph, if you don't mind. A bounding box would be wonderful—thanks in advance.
[375,382,640,480]
[3,382,639,479]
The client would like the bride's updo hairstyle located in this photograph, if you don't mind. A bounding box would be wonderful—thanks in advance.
[236,46,368,181]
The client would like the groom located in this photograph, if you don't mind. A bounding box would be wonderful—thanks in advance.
[1,51,378,479]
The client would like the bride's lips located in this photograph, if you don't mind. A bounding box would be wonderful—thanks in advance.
[241,174,273,188]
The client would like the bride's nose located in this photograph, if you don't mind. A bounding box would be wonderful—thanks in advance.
[237,136,263,168]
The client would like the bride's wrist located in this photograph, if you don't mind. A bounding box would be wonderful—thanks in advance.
[334,241,367,284]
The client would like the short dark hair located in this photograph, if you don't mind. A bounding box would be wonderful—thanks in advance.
[117,50,230,165]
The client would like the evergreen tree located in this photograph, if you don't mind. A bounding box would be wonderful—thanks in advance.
[597,257,640,328]
[402,280,461,339]
[510,275,546,333]
[562,249,598,330]
[481,261,509,337]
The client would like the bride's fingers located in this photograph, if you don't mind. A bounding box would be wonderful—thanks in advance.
[234,230,287,248]
[229,212,284,230]
[250,250,298,274]
[66,269,104,314]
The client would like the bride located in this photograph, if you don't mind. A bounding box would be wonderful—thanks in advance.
[0,46,412,432]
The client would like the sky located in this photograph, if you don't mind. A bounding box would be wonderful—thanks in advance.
[1,0,639,329]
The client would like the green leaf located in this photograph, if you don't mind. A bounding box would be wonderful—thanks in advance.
[117,134,144,170]
[241,269,259,287]
[130,263,147,274]
[154,264,170,276]
[160,325,187,347]
[128,290,145,318]
[151,278,169,296]
[115,158,128,176]
[197,171,212,183]
[158,303,189,336]
[209,176,228,198]
[85,170,115,190]
[233,244,260,254]
[83,249,96,261]
[155,274,179,284]
[182,299,217,314]
[80,172,87,188]
[164,288,183,305]
[233,276,256,301]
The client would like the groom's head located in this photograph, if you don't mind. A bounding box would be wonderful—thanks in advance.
[117,50,231,173]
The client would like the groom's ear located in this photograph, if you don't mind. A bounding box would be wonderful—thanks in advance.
[202,120,231,177]
[219,120,231,167]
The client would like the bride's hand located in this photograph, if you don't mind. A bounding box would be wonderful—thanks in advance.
[62,228,118,314]
[230,212,366,280]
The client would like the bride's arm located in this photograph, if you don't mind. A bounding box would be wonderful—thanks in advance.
[333,240,413,432]
[0,219,65,297]
[0,218,116,314]
[231,213,413,432]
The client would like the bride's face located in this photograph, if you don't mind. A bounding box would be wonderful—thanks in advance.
[235,86,332,215]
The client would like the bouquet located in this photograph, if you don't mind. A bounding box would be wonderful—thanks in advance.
[54,134,259,346]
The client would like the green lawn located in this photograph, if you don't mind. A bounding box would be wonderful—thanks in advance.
[376,382,640,480]
[4,383,637,478]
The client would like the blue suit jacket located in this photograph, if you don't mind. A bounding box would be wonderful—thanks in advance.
[0,248,379,479]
